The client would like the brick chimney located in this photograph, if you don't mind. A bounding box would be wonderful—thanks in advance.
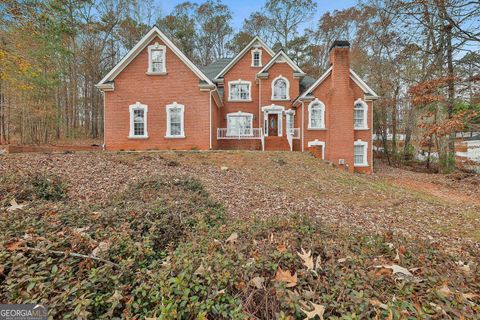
[327,41,355,171]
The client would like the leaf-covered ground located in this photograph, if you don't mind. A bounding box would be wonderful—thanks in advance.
[0,151,479,319]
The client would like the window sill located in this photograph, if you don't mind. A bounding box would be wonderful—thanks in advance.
[354,163,369,167]
[128,135,149,139]
[228,99,252,102]
[354,127,370,131]
[146,71,167,75]
[271,98,290,101]
[308,127,327,131]
[165,135,186,139]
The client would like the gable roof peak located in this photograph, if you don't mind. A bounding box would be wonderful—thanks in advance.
[96,25,213,88]
[257,50,305,75]
[214,36,275,79]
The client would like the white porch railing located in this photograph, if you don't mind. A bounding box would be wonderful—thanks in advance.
[286,128,300,151]
[217,128,263,139]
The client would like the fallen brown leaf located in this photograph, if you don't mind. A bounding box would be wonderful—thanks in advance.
[275,268,297,287]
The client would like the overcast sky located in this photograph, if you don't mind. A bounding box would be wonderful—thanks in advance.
[156,0,357,31]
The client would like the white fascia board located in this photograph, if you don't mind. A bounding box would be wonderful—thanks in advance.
[350,69,379,99]
[96,26,213,88]
[257,51,305,75]
[214,36,275,79]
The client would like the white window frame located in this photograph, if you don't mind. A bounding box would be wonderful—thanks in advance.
[147,43,167,75]
[228,80,252,102]
[285,109,295,134]
[165,102,185,138]
[354,140,369,167]
[308,99,326,130]
[251,48,262,67]
[271,75,290,101]
[128,102,148,139]
[354,98,368,130]
[226,111,253,136]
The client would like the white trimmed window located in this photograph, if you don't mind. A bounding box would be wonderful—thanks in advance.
[147,43,166,74]
[251,48,262,67]
[354,140,368,166]
[229,80,251,101]
[227,112,253,136]
[354,99,368,129]
[272,76,290,100]
[129,102,148,138]
[166,103,185,138]
[308,99,325,129]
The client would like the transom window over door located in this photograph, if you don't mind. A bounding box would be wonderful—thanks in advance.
[354,99,368,129]
[272,76,290,100]
[229,80,251,101]
[166,103,185,138]
[147,43,166,74]
[308,99,325,129]
[129,102,148,138]
[227,112,253,136]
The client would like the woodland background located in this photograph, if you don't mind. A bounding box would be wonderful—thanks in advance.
[0,0,479,172]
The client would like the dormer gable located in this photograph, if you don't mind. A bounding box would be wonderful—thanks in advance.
[214,36,275,79]
[256,50,305,79]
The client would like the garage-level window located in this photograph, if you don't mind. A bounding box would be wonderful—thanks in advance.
[129,102,148,138]
[354,140,368,166]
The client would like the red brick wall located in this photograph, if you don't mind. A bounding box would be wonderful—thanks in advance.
[104,36,212,151]
[300,47,373,174]
[217,139,262,150]
[221,46,273,128]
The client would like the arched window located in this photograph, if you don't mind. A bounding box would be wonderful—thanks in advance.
[129,102,148,138]
[308,99,325,129]
[354,99,368,129]
[271,76,290,100]
[166,102,185,138]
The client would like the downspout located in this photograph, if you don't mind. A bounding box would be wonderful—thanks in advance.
[102,90,106,151]
[209,88,216,150]
[301,101,305,152]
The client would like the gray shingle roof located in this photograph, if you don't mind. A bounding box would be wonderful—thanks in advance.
[200,58,233,80]
[300,75,316,94]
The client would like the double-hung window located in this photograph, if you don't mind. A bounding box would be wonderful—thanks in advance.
[227,112,253,136]
[354,99,368,129]
[129,102,148,138]
[354,140,368,166]
[251,49,262,67]
[166,103,185,138]
[308,100,325,129]
[147,43,166,74]
[272,76,289,100]
[229,80,251,101]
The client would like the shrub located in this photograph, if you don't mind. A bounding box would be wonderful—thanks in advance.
[31,174,67,201]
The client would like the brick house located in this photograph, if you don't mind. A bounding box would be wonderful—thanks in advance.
[96,26,378,173]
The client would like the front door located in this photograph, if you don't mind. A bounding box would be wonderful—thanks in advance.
[268,114,278,136]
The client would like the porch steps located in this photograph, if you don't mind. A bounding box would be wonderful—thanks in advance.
[264,136,290,151]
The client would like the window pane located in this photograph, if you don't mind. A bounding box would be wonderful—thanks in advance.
[227,115,252,135]
[253,52,260,66]
[151,49,164,72]
[354,110,364,127]
[169,108,182,136]
[230,83,250,100]
[354,145,364,164]
[310,105,322,128]
[274,79,287,99]
[133,109,145,136]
